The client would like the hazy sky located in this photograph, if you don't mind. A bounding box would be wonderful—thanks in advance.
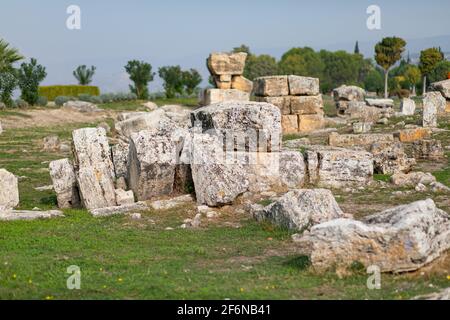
[1,0,449,92]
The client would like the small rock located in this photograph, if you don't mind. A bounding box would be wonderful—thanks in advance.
[150,194,194,210]
[129,213,142,220]
[142,101,158,111]
[97,122,111,133]
[115,189,135,206]
[206,211,220,219]
[415,183,427,192]
[377,118,389,125]
[430,182,450,193]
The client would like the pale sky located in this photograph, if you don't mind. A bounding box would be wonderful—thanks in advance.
[1,0,449,92]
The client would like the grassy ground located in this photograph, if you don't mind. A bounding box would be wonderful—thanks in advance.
[1,102,450,300]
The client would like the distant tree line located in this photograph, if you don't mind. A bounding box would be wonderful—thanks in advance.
[232,40,450,97]
[2,35,449,108]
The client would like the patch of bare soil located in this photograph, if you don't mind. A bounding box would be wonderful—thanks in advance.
[1,108,116,129]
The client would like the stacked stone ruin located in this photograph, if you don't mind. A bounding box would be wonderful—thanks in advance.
[201,52,253,105]
[430,79,450,112]
[333,85,394,122]
[253,75,325,133]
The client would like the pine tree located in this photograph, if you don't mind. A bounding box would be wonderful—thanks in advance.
[354,41,360,55]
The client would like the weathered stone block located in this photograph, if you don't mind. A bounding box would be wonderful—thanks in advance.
[290,95,324,115]
[333,85,365,101]
[201,88,250,106]
[412,139,444,160]
[128,129,178,201]
[190,133,249,206]
[231,76,253,93]
[255,96,290,115]
[394,128,431,142]
[49,159,80,209]
[191,101,282,152]
[207,52,247,76]
[293,199,450,273]
[288,76,320,96]
[253,76,289,97]
[72,128,117,210]
[306,146,373,188]
[281,115,299,134]
[328,132,394,148]
[0,169,19,210]
[400,98,416,116]
[254,189,344,231]
[298,114,324,132]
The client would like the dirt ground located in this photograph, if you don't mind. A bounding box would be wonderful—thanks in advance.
[1,108,116,129]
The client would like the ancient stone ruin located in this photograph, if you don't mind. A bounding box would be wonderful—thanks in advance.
[201,52,253,105]
[254,75,324,133]
[293,199,450,273]
[430,79,450,112]
[333,85,394,121]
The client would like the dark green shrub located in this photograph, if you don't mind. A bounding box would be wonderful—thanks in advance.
[17,58,47,105]
[15,98,29,108]
[0,70,18,107]
[36,96,48,106]
[55,96,70,106]
[77,93,92,102]
[124,60,155,100]
[39,85,100,101]
[89,96,103,104]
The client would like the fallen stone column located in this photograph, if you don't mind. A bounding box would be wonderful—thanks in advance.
[72,127,117,210]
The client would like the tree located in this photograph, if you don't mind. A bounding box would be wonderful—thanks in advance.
[73,65,96,85]
[0,39,22,107]
[427,60,450,84]
[419,48,443,94]
[364,68,384,95]
[182,68,202,95]
[232,45,278,80]
[354,41,360,54]
[403,65,421,96]
[0,39,23,72]
[278,47,324,79]
[319,50,366,92]
[158,65,184,98]
[244,54,278,80]
[374,36,407,98]
[124,60,155,100]
[17,58,47,105]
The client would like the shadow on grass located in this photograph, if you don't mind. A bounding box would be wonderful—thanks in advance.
[283,255,311,271]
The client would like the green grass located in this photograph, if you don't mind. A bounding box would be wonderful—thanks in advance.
[373,174,392,183]
[153,97,198,108]
[2,209,449,300]
[1,106,450,300]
